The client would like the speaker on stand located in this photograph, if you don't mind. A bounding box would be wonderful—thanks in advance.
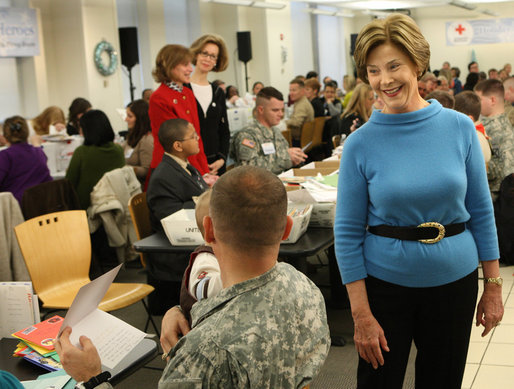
[237,31,252,93]
[118,27,139,102]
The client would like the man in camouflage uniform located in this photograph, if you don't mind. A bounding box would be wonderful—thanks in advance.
[504,77,514,126]
[55,166,330,389]
[230,86,306,174]
[475,79,514,200]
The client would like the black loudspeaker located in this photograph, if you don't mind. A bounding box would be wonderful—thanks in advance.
[350,33,358,56]
[237,31,252,63]
[119,27,139,69]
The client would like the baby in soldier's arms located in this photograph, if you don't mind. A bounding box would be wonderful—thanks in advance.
[179,189,222,323]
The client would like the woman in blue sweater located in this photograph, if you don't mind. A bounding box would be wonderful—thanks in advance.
[335,14,503,388]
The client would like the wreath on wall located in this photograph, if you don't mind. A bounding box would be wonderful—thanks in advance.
[94,40,118,76]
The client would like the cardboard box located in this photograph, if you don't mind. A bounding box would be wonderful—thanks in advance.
[283,204,313,244]
[309,202,336,228]
[161,209,204,246]
[314,161,340,168]
[293,167,337,176]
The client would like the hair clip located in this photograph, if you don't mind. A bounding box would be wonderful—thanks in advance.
[10,122,22,132]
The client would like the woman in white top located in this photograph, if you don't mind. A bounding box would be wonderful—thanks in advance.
[188,34,231,175]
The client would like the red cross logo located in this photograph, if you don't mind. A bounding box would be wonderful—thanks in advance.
[455,24,465,35]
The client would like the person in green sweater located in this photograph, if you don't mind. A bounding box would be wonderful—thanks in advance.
[65,110,125,209]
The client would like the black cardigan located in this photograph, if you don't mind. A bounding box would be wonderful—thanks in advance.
[186,83,230,172]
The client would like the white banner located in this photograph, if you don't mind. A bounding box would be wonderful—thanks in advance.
[446,18,514,46]
[0,7,40,57]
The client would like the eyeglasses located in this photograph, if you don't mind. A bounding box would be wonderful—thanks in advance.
[199,51,218,62]
[179,133,199,142]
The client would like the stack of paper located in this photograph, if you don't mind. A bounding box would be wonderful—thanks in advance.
[0,282,40,339]
[12,315,64,372]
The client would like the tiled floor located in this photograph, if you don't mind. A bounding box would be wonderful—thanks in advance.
[463,265,514,389]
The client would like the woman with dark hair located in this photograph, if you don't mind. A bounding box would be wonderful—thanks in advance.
[66,97,92,135]
[463,72,480,91]
[124,99,153,184]
[65,110,124,209]
[188,34,230,175]
[148,44,210,182]
[0,115,52,203]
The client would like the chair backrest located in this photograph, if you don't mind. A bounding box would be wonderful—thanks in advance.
[14,210,91,301]
[21,179,81,220]
[311,116,329,149]
[281,129,292,147]
[300,120,315,150]
[128,192,151,267]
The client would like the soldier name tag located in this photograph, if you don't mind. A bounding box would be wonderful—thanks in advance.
[261,142,276,155]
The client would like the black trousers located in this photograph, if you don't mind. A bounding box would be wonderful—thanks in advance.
[357,269,478,389]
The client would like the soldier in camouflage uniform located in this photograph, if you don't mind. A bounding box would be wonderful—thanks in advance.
[55,166,330,389]
[230,87,307,174]
[475,80,514,200]
[504,77,514,126]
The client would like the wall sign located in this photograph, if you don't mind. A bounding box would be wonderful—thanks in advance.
[0,7,40,57]
[447,18,514,46]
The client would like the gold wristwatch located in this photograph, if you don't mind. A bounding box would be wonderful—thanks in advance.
[484,277,503,286]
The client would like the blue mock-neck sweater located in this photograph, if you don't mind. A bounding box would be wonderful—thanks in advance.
[334,100,499,287]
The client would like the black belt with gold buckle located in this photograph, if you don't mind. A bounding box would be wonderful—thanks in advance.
[367,222,465,244]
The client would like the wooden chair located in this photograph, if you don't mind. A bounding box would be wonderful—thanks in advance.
[311,116,329,149]
[128,192,151,267]
[300,120,315,151]
[14,210,159,333]
[281,129,292,147]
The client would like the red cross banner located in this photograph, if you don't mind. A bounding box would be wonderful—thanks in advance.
[446,18,514,46]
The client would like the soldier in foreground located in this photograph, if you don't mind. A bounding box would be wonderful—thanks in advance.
[230,87,307,174]
[55,166,330,389]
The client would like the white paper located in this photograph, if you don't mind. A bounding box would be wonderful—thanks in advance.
[58,264,146,369]
[69,309,145,369]
[287,189,317,204]
[0,282,35,338]
[21,374,71,389]
[58,264,122,337]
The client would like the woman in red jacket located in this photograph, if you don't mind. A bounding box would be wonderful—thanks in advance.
[148,44,211,180]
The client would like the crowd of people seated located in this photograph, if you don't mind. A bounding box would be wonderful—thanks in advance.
[1,22,513,389]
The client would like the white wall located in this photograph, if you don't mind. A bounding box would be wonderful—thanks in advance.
[264,4,295,97]
[317,13,347,87]
[237,6,269,94]
[0,0,26,120]
[290,2,314,79]
[117,0,143,106]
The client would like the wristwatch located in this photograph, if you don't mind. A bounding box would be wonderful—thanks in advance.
[484,277,503,286]
[74,372,111,389]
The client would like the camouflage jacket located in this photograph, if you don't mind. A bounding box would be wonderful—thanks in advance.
[482,113,514,195]
[230,119,293,174]
[158,262,330,389]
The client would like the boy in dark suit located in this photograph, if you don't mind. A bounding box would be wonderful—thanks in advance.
[146,118,209,314]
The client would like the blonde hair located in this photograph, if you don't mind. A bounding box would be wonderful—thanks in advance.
[343,75,356,92]
[341,84,373,122]
[190,34,229,72]
[32,106,65,135]
[152,44,193,84]
[354,13,430,84]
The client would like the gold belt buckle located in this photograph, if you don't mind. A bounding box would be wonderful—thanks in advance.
[417,222,445,244]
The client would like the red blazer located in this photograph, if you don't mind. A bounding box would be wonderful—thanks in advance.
[148,83,209,174]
